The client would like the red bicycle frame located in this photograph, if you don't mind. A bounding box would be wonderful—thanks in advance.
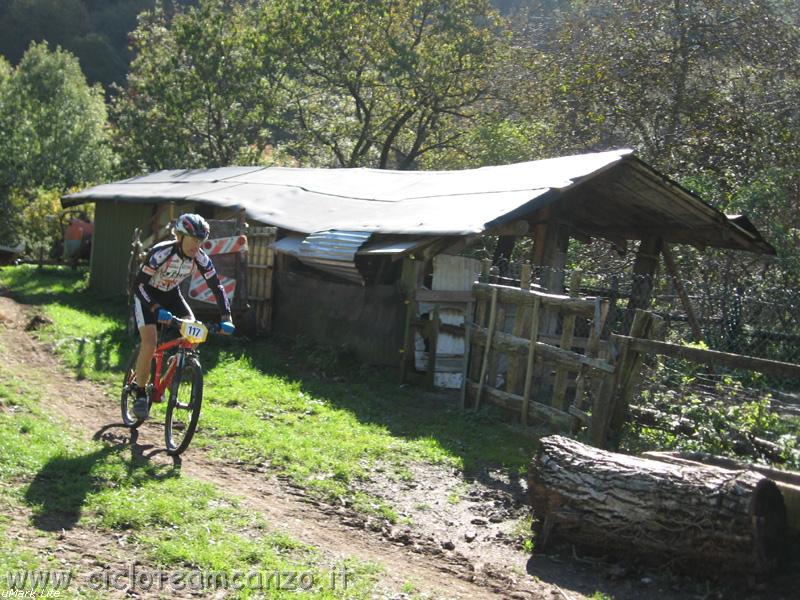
[149,337,198,403]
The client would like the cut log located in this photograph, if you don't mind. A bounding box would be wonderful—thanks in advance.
[528,435,786,577]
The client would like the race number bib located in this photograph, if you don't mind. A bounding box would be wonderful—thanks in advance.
[180,321,208,344]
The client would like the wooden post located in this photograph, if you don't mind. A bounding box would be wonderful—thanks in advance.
[622,236,662,332]
[459,301,474,409]
[552,270,582,410]
[606,309,664,448]
[427,305,440,387]
[487,305,505,393]
[661,243,703,342]
[469,264,491,385]
[588,332,624,448]
[530,219,569,399]
[399,293,416,383]
[571,298,609,433]
[506,263,532,395]
[521,296,542,426]
[475,288,498,411]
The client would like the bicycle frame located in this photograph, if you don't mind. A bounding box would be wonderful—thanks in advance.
[149,336,199,403]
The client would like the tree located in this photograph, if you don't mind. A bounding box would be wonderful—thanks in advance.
[264,0,508,169]
[0,42,112,243]
[513,0,800,188]
[113,0,285,172]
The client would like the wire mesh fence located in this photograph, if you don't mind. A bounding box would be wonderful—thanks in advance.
[475,243,800,463]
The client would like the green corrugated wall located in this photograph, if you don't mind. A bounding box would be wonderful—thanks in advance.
[90,201,153,296]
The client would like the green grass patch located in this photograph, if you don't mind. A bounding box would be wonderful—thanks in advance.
[0,265,537,511]
[0,343,379,598]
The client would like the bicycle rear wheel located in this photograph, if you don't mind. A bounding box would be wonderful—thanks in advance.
[164,357,203,455]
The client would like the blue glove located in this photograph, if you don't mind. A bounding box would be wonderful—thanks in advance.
[157,308,174,324]
[220,320,235,335]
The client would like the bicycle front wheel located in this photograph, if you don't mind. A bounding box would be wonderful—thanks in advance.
[164,357,203,455]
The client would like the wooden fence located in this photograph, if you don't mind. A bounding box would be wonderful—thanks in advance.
[462,266,616,442]
[245,224,276,334]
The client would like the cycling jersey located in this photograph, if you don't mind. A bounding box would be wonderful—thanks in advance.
[133,240,230,319]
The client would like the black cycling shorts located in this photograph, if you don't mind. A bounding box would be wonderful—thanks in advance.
[133,286,194,329]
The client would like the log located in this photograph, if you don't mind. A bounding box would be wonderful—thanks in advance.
[641,451,800,534]
[528,435,787,577]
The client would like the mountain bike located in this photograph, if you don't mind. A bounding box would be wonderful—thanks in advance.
[120,317,220,455]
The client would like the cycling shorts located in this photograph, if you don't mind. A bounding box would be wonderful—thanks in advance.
[133,286,194,329]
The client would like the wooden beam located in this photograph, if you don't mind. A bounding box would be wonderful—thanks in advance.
[661,243,703,342]
[487,220,530,236]
[459,301,474,409]
[521,296,542,426]
[475,288,498,410]
[615,334,800,380]
[469,325,614,374]
[622,236,662,332]
[465,380,572,430]
[473,283,596,317]
[506,263,532,395]
[414,289,474,303]
[552,270,582,411]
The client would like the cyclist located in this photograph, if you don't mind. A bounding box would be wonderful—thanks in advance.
[131,213,234,419]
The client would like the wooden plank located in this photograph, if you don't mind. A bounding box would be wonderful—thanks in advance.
[465,380,572,430]
[521,295,543,426]
[661,243,703,342]
[618,335,800,379]
[506,263,532,395]
[571,298,610,433]
[486,305,505,395]
[475,287,498,411]
[473,283,595,316]
[552,270,582,410]
[606,310,656,447]
[415,289,474,303]
[469,325,615,373]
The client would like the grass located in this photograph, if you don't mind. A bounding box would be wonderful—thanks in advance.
[0,265,537,514]
[0,346,379,598]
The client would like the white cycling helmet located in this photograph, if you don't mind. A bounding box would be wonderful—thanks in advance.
[174,213,210,241]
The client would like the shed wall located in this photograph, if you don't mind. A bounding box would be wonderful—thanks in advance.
[90,201,152,296]
[273,263,405,366]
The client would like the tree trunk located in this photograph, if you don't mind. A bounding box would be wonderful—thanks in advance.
[528,435,786,577]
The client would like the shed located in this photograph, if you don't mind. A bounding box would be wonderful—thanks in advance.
[63,149,774,368]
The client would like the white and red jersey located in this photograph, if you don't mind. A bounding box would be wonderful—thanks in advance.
[134,240,230,316]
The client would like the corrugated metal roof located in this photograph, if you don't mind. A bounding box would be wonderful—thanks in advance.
[272,230,372,283]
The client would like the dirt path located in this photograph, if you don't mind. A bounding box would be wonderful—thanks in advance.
[0,295,680,599]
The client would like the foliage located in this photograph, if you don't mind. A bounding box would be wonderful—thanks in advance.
[0,42,112,244]
[0,1,197,88]
[113,0,285,172]
[264,0,508,169]
[11,189,61,259]
[621,361,800,469]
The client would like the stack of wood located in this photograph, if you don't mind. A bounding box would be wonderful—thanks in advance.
[528,435,788,577]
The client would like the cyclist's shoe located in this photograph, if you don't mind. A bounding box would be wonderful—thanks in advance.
[132,388,150,420]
